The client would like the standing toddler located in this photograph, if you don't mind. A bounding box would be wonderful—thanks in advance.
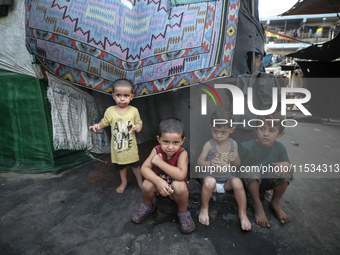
[90,79,143,193]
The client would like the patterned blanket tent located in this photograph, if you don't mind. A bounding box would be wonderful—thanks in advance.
[25,0,239,96]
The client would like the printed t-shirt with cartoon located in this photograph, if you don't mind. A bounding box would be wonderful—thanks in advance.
[101,106,142,164]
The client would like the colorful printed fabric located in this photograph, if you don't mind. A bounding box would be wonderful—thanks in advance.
[26,0,239,97]
[170,0,214,6]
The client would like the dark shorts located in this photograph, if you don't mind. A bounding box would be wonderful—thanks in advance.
[158,174,189,189]
[240,171,291,191]
[113,161,140,171]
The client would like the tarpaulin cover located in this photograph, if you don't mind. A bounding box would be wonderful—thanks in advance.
[234,71,281,130]
[230,0,265,76]
[25,0,239,96]
[0,0,36,77]
[0,70,98,174]
[281,0,340,16]
[47,72,110,153]
[264,53,273,67]
[286,34,340,62]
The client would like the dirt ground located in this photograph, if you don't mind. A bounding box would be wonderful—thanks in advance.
[1,116,340,255]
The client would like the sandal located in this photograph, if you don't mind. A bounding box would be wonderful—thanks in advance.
[177,211,195,234]
[132,203,156,224]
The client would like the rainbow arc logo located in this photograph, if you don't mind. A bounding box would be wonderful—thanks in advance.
[199,83,222,115]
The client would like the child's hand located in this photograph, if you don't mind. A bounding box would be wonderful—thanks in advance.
[152,153,163,166]
[272,162,293,177]
[227,152,237,162]
[89,124,100,132]
[156,179,173,197]
[211,157,221,166]
[132,123,142,133]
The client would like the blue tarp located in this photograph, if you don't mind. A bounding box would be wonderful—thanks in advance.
[264,53,273,67]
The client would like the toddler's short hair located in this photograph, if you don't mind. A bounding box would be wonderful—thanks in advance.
[258,111,285,134]
[158,118,185,138]
[112,79,133,93]
[210,109,233,128]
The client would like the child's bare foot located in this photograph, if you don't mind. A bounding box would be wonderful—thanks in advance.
[239,213,252,231]
[253,203,270,228]
[270,202,290,224]
[198,208,210,226]
[116,183,127,193]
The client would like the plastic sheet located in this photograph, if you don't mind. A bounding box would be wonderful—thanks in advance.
[0,70,98,174]
[0,0,36,77]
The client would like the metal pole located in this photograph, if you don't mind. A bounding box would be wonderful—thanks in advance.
[281,19,287,61]
[251,0,256,73]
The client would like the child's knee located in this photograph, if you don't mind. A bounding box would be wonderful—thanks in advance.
[142,180,156,192]
[171,181,188,194]
[245,178,259,188]
[230,177,244,190]
[203,177,216,190]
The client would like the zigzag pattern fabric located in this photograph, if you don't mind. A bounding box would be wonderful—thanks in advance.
[26,0,239,97]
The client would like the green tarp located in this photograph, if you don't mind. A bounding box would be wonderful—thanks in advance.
[0,70,97,174]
